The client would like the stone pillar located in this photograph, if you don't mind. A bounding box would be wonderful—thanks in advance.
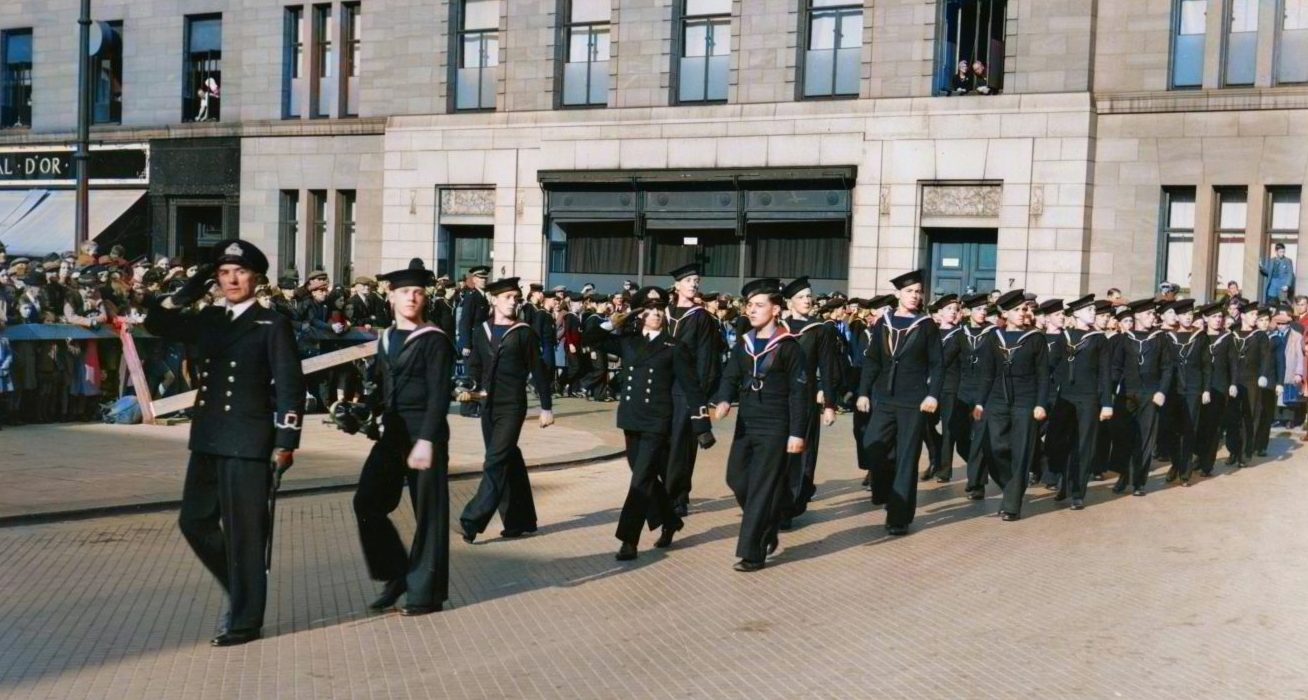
[1191,185,1216,302]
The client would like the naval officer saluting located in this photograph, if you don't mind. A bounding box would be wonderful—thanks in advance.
[145,239,306,647]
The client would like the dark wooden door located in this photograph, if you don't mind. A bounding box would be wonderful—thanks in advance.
[926,228,996,297]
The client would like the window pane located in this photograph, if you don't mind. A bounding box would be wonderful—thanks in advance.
[189,18,222,52]
[1179,0,1207,34]
[804,49,834,96]
[707,54,729,99]
[568,29,592,62]
[1226,32,1256,84]
[1288,0,1308,29]
[1166,238,1194,289]
[686,0,731,15]
[563,62,590,104]
[835,47,860,94]
[588,61,608,103]
[1230,0,1257,32]
[809,14,837,50]
[1271,190,1301,230]
[1167,194,1195,229]
[593,26,610,61]
[684,22,708,57]
[463,35,484,68]
[485,34,498,67]
[464,0,499,30]
[679,56,706,101]
[838,11,862,49]
[812,0,859,7]
[1216,238,1244,288]
[709,19,730,55]
[5,32,32,63]
[571,0,609,23]
[1173,34,1205,86]
[1219,193,1247,230]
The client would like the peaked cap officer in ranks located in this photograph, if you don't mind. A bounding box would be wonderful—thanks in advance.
[664,263,722,517]
[458,277,555,542]
[145,239,305,647]
[855,270,944,536]
[351,263,455,616]
[582,286,717,561]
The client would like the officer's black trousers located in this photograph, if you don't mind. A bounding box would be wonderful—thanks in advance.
[1225,384,1260,461]
[852,401,873,469]
[617,431,680,544]
[987,402,1039,516]
[353,435,449,608]
[783,399,823,518]
[725,431,789,562]
[964,409,995,492]
[1254,387,1277,453]
[1052,397,1101,501]
[1195,392,1228,475]
[1170,393,1203,480]
[923,411,942,475]
[665,393,701,509]
[178,452,270,633]
[863,404,926,528]
[461,407,537,534]
[1116,393,1160,489]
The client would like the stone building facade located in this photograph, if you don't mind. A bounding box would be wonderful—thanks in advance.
[1,0,1305,301]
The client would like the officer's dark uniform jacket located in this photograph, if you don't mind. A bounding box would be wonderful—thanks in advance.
[957,324,996,405]
[668,304,722,397]
[1166,331,1211,397]
[1046,331,1066,399]
[1205,330,1239,393]
[1232,330,1274,386]
[824,318,853,397]
[940,326,965,397]
[582,323,711,436]
[427,295,456,339]
[715,329,809,438]
[145,300,305,459]
[371,325,454,443]
[783,317,840,410]
[983,329,1050,408]
[1116,330,1174,397]
[857,313,945,409]
[467,320,553,413]
[529,304,558,362]
[1056,329,1115,407]
[456,287,489,354]
[346,292,389,328]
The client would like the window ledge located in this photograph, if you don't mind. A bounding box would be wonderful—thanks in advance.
[1097,86,1308,114]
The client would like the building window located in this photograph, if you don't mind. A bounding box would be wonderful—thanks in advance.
[335,190,356,283]
[92,21,123,124]
[1267,187,1301,274]
[935,0,1006,96]
[560,0,610,107]
[0,29,32,128]
[1224,0,1257,86]
[676,0,731,104]
[1172,0,1207,89]
[341,3,360,116]
[308,190,328,272]
[279,190,300,272]
[1277,0,1308,84]
[454,0,499,111]
[1158,188,1196,292]
[549,222,639,275]
[184,15,222,122]
[749,221,848,280]
[311,4,334,118]
[802,0,862,99]
[1215,187,1248,292]
[283,7,305,118]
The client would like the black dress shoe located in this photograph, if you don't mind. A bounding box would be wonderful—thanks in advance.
[615,542,637,561]
[1165,467,1178,483]
[1201,469,1213,477]
[733,559,765,572]
[1054,488,1068,502]
[765,534,779,556]
[673,503,689,517]
[500,527,537,538]
[777,517,794,531]
[1000,512,1020,522]
[1070,499,1085,510]
[460,528,476,544]
[1112,481,1127,494]
[886,525,909,536]
[654,522,683,549]
[966,490,984,501]
[400,604,441,617]
[860,473,871,490]
[871,496,887,506]
[211,629,261,647]
[368,579,407,611]
[1224,455,1238,466]
[1156,454,1172,464]
[1255,449,1267,457]
[920,470,934,482]
[1132,488,1145,497]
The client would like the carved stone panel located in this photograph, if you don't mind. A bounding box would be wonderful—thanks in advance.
[440,188,496,217]
[921,184,1001,218]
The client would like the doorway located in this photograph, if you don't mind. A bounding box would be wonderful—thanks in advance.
[171,199,225,265]
[925,228,996,297]
[442,225,493,279]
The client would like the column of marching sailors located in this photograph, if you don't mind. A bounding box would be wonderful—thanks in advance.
[157,239,1289,647]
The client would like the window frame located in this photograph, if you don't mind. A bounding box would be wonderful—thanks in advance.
[1265,186,1301,260]
[449,0,500,113]
[91,20,124,125]
[1213,186,1250,292]
[1157,186,1197,292]
[1221,0,1258,87]
[796,0,864,101]
[310,3,334,119]
[278,189,301,272]
[1274,0,1308,85]
[1169,0,1208,90]
[555,0,611,109]
[282,6,305,119]
[0,28,33,129]
[671,0,732,105]
[340,2,360,117]
[182,14,223,123]
[307,189,328,273]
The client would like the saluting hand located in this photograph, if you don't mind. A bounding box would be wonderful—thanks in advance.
[407,439,433,470]
[539,410,554,428]
[786,436,805,454]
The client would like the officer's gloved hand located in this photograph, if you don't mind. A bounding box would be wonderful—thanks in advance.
[364,420,381,441]
[1258,377,1269,389]
[697,432,716,450]
[1229,385,1238,398]
[170,264,214,307]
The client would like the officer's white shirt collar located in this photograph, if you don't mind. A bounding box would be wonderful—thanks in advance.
[224,297,257,321]
[643,329,659,341]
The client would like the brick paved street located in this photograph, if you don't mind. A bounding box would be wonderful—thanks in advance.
[2,416,1308,698]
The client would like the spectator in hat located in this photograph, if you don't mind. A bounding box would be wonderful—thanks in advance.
[345,276,388,330]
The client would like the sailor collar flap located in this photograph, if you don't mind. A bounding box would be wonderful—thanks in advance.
[742,328,793,390]
[1062,329,1103,352]
[963,324,995,346]
[668,304,705,332]
[381,324,445,354]
[941,326,963,344]
[883,314,930,356]
[1208,331,1231,351]
[997,329,1042,351]
[1126,330,1164,348]
[787,317,825,336]
[482,321,530,343]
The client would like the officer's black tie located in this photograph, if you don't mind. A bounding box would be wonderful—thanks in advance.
[226,308,234,323]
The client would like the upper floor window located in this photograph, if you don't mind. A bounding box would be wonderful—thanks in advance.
[676,0,731,104]
[92,21,123,124]
[936,0,1006,96]
[184,15,222,122]
[454,0,499,111]
[802,0,862,99]
[342,3,360,116]
[1171,0,1207,89]
[1277,0,1308,84]
[1224,0,1257,86]
[311,4,334,118]
[0,29,32,128]
[560,0,610,107]
[283,7,305,118]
